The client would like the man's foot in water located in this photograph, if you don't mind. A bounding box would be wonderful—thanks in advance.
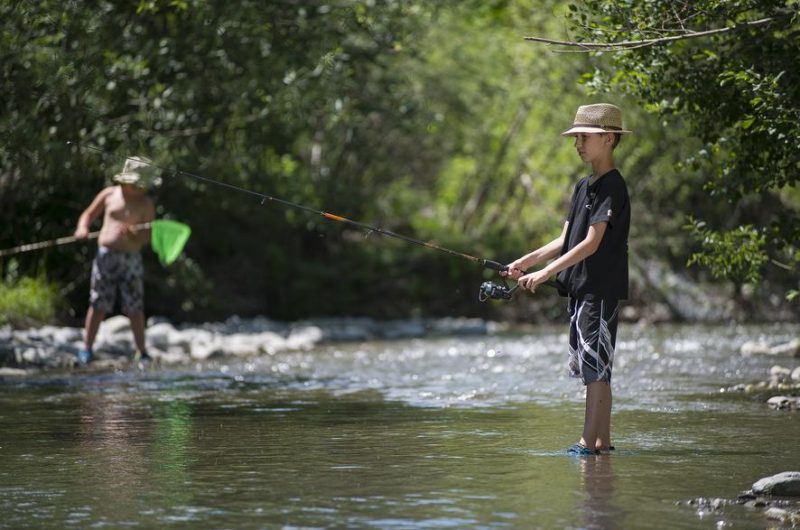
[76,348,93,365]
[133,349,152,363]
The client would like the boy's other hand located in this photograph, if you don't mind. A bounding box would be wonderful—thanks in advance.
[518,269,550,293]
[74,227,90,239]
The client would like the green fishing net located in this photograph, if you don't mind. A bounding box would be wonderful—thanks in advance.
[151,220,191,265]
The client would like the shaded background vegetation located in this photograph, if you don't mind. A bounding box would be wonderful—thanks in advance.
[565,0,800,303]
[1,0,797,325]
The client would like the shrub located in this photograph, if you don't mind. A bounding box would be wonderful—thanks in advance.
[0,276,59,328]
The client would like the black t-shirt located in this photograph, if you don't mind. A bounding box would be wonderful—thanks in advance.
[556,169,630,300]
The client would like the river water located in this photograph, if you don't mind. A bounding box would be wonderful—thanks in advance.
[1,323,798,529]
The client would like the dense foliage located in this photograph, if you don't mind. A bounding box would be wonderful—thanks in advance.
[563,0,800,296]
[1,0,795,323]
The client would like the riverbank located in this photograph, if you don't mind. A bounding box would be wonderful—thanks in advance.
[2,318,799,409]
[0,315,505,371]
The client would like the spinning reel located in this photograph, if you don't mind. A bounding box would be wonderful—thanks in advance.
[478,276,518,302]
[478,265,563,302]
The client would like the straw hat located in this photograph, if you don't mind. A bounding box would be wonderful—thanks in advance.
[112,156,161,188]
[561,103,632,136]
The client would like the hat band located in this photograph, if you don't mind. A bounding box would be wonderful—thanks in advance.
[572,123,623,131]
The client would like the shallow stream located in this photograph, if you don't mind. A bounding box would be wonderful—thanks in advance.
[1,323,798,529]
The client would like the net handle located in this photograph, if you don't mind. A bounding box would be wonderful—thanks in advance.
[0,222,152,257]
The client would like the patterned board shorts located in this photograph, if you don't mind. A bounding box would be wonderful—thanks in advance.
[89,246,144,314]
[568,297,620,385]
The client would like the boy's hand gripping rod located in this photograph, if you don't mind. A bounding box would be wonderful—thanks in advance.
[68,142,562,301]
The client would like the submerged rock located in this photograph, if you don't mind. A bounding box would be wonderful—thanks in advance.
[767,396,800,410]
[753,472,800,497]
[764,507,800,525]
[683,497,728,510]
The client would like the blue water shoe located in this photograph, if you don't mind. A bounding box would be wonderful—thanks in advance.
[567,443,599,456]
[76,349,93,365]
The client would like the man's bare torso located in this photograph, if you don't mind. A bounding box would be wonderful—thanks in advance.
[98,186,154,252]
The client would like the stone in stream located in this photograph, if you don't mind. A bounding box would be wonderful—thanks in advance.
[764,507,800,525]
[767,396,800,410]
[0,367,31,376]
[719,363,800,396]
[752,472,800,497]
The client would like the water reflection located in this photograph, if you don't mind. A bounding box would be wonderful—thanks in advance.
[75,394,196,522]
[76,393,152,522]
[150,400,193,505]
[576,455,619,530]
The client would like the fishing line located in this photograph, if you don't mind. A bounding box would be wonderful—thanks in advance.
[68,141,562,300]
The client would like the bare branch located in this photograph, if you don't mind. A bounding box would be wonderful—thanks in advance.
[671,4,687,32]
[524,17,774,52]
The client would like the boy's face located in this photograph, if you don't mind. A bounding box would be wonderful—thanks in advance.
[573,132,615,163]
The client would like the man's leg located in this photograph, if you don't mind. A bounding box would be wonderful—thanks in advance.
[580,381,612,450]
[83,247,115,362]
[121,252,147,358]
[127,312,147,355]
[84,305,106,351]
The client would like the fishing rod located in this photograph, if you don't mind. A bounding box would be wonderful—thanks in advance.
[68,141,562,301]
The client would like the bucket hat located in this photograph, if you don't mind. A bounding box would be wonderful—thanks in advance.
[112,156,161,188]
[561,103,632,136]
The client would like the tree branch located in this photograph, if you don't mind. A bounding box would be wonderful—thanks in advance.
[523,17,775,52]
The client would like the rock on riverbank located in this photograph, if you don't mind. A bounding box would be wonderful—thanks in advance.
[740,338,800,357]
[721,364,800,409]
[0,315,503,370]
[683,472,800,527]
[722,364,800,392]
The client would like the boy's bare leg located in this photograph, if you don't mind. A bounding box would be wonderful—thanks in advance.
[83,306,105,351]
[594,382,612,450]
[579,381,612,450]
[127,312,147,354]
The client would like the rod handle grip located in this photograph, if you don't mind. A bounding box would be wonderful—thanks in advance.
[482,260,507,272]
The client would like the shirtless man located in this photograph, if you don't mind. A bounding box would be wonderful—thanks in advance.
[74,156,157,364]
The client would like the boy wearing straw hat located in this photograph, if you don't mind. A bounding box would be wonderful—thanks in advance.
[504,103,631,456]
[73,156,158,364]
